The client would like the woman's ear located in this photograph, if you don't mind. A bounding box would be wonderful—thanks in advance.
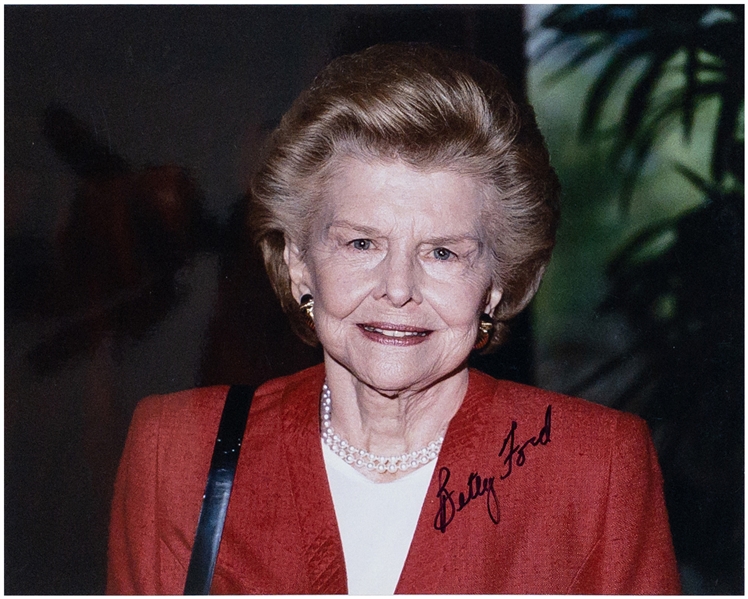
[485,285,503,315]
[283,238,312,302]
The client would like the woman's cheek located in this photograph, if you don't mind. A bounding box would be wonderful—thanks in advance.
[313,259,371,316]
[428,275,490,322]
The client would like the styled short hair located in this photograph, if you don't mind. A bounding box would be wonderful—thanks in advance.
[250,43,560,351]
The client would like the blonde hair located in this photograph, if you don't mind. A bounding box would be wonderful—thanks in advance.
[250,43,560,351]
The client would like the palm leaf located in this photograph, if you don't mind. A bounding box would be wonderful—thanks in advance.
[620,50,670,143]
[712,77,744,183]
[538,4,743,205]
[578,36,656,137]
[540,37,611,85]
[673,164,719,198]
[682,44,698,141]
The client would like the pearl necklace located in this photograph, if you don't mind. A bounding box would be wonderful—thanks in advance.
[320,382,445,474]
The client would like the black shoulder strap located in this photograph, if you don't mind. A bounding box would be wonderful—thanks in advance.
[184,384,256,595]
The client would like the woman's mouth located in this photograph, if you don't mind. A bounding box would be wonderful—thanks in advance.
[357,323,432,346]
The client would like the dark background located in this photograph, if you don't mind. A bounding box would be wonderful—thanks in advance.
[5,5,742,594]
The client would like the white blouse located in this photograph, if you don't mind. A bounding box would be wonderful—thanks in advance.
[322,441,437,594]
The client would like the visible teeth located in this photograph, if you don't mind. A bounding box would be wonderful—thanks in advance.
[364,326,426,337]
[380,330,415,338]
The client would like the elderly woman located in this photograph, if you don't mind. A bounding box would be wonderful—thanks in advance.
[107,44,680,594]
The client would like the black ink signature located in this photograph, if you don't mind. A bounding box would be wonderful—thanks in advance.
[432,405,552,533]
[433,467,500,533]
[498,404,552,480]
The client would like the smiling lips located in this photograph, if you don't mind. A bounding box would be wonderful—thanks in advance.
[358,323,432,346]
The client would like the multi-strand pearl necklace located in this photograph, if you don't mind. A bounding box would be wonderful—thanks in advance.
[320,382,445,474]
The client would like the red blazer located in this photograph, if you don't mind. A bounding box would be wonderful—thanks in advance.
[107,365,680,594]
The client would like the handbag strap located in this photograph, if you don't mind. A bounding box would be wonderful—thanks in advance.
[184,384,256,595]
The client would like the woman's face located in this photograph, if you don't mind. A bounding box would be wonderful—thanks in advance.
[286,157,502,394]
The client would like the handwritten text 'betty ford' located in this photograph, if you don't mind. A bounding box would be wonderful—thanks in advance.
[433,404,552,533]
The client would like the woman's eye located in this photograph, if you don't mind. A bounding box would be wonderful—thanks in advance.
[349,239,372,250]
[433,247,455,261]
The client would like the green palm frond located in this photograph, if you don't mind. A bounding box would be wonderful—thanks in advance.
[538,4,744,203]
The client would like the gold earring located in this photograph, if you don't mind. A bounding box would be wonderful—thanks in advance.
[299,294,315,330]
[474,314,493,350]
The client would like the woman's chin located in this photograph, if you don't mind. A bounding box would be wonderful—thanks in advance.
[326,349,469,396]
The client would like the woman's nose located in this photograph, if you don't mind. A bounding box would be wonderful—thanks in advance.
[375,251,422,307]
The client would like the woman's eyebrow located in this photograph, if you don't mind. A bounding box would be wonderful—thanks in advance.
[424,234,482,246]
[327,219,382,237]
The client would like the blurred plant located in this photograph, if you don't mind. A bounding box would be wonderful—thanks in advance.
[539,4,743,203]
[539,5,743,594]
